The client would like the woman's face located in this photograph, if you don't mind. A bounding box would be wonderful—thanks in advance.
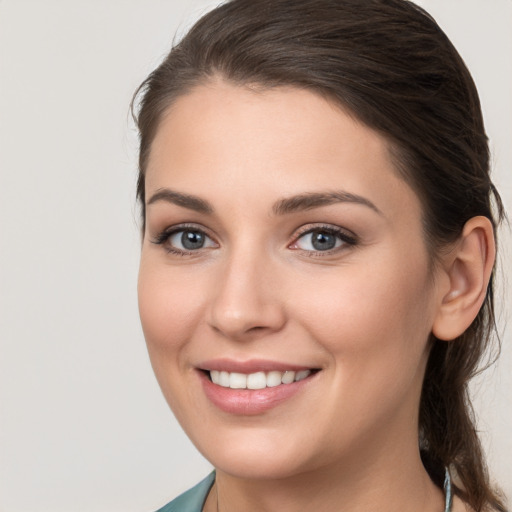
[138,81,445,479]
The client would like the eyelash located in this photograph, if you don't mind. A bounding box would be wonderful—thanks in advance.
[291,224,358,257]
[150,223,215,256]
[150,223,358,257]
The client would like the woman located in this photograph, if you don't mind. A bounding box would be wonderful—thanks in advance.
[133,0,507,510]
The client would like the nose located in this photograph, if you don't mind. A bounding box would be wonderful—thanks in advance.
[207,246,286,341]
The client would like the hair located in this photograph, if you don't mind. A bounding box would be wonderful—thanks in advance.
[132,0,507,510]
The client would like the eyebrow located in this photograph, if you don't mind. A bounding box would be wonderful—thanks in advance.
[272,191,382,216]
[147,188,214,214]
[146,188,382,216]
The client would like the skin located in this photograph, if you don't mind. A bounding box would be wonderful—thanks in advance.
[138,80,490,511]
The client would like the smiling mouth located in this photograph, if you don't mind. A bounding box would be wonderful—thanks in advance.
[205,369,319,390]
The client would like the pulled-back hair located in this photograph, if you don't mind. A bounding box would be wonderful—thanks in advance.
[132,1,506,509]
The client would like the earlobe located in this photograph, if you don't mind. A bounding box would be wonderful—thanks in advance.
[432,216,496,341]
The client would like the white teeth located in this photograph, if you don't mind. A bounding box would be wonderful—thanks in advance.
[229,372,247,389]
[209,369,314,389]
[247,372,267,389]
[266,371,283,387]
[219,371,230,387]
[281,371,295,384]
[295,370,311,382]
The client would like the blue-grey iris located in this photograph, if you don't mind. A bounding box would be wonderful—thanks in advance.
[182,231,205,250]
[311,231,336,251]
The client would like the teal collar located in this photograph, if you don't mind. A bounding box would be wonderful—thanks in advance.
[155,472,215,512]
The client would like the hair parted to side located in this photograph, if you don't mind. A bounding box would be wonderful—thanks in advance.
[132,0,507,510]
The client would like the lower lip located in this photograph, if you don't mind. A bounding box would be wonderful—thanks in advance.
[199,371,317,415]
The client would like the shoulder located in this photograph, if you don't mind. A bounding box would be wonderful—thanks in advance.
[155,472,216,512]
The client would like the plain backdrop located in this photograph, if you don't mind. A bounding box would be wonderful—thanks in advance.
[0,1,510,511]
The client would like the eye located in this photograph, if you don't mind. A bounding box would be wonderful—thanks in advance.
[151,225,217,255]
[169,230,213,250]
[290,226,357,253]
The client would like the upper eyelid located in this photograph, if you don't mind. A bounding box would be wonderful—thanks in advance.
[150,223,217,245]
[157,223,213,236]
[292,223,357,239]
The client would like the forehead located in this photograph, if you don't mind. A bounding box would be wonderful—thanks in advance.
[146,80,421,221]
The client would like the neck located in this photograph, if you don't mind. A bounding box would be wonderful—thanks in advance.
[208,433,444,512]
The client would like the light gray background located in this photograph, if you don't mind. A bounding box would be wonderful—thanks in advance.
[0,1,510,511]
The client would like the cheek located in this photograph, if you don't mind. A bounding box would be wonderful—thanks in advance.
[137,258,213,423]
[290,252,435,374]
[294,263,434,441]
[137,259,205,363]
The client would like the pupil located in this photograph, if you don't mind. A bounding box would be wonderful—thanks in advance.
[312,231,336,251]
[182,231,204,250]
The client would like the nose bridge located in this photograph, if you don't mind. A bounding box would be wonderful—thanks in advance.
[208,238,285,339]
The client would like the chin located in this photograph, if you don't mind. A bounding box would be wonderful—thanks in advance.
[190,425,324,481]
[211,453,308,480]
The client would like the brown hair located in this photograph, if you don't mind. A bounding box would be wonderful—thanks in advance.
[132,0,507,509]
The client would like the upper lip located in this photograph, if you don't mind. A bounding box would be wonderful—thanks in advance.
[198,358,317,373]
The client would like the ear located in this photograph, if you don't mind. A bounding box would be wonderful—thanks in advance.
[432,216,496,341]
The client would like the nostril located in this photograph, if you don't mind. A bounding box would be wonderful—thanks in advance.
[248,326,266,332]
